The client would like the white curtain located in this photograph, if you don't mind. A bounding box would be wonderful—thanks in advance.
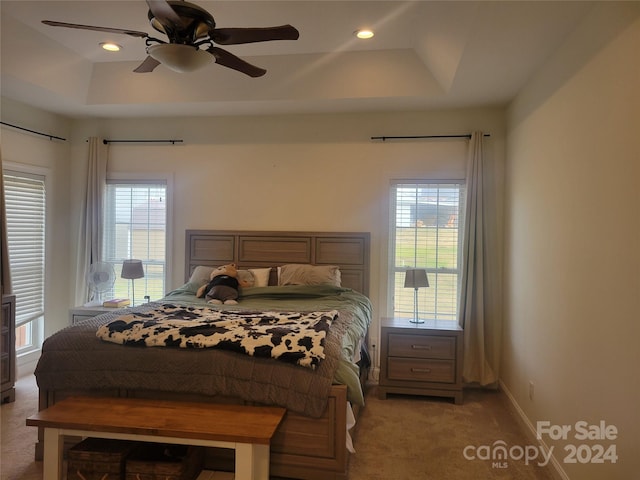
[458,132,503,386]
[74,138,108,305]
[0,148,11,295]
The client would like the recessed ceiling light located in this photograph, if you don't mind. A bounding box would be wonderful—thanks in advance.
[100,42,121,52]
[355,29,374,39]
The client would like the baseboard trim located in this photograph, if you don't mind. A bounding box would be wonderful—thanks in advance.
[16,349,39,378]
[498,380,569,480]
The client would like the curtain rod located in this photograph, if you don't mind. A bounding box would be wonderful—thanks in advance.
[0,121,66,141]
[102,139,183,145]
[371,133,491,141]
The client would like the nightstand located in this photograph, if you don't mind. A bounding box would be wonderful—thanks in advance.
[378,317,463,404]
[69,305,117,325]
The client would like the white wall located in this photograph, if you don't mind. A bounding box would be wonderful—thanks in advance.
[503,5,639,480]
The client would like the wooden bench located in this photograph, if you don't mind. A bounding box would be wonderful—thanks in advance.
[26,396,286,480]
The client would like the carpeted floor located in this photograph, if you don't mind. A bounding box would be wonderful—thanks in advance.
[1,376,42,480]
[1,375,556,480]
[349,387,556,480]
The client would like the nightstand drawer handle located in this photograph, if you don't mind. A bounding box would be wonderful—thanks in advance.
[412,344,432,350]
[411,368,432,373]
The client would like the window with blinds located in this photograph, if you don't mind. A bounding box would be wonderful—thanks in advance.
[103,181,167,305]
[3,170,46,353]
[390,181,465,321]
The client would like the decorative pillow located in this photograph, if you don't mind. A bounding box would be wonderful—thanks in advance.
[248,268,272,287]
[189,265,255,288]
[237,269,255,287]
[278,264,341,287]
[188,266,215,286]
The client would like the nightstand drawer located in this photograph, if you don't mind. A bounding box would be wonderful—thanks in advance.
[387,358,456,383]
[72,314,95,324]
[388,333,456,359]
[70,306,116,325]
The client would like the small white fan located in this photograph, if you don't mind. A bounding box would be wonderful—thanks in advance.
[84,262,115,307]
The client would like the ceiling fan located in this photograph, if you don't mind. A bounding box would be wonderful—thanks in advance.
[42,0,299,77]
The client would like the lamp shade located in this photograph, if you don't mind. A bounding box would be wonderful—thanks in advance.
[147,44,212,73]
[404,268,429,289]
[121,259,144,280]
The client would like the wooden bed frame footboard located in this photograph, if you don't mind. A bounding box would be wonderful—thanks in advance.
[36,384,353,480]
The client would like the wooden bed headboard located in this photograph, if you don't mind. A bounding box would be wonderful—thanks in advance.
[185,230,370,295]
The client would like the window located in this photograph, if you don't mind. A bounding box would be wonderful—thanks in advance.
[390,181,466,321]
[102,181,167,305]
[3,170,46,354]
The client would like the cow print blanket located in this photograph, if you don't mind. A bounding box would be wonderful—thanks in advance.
[96,304,338,369]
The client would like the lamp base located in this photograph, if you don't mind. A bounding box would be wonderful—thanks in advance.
[410,289,425,324]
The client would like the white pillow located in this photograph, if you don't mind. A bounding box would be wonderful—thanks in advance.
[248,268,272,287]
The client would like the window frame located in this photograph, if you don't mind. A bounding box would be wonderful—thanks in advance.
[102,173,172,304]
[3,165,48,357]
[388,180,466,321]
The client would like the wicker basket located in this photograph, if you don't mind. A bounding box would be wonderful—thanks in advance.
[125,443,204,480]
[67,438,137,480]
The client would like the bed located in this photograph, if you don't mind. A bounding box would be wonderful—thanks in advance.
[34,230,372,480]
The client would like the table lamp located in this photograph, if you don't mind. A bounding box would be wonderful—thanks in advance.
[121,259,144,306]
[404,268,429,324]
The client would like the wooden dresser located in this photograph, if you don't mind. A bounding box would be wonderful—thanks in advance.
[1,294,16,403]
[378,317,463,404]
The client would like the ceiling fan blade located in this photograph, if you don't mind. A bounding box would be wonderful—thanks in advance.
[42,20,149,39]
[146,0,183,31]
[211,25,300,45]
[206,46,266,78]
[133,56,162,73]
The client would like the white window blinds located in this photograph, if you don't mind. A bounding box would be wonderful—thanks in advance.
[3,171,46,327]
[390,181,465,321]
[103,181,167,304]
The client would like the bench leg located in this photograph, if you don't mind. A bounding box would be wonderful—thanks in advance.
[235,444,270,480]
[42,428,64,480]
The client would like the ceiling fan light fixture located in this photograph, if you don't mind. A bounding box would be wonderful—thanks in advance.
[148,44,212,73]
[100,42,121,52]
